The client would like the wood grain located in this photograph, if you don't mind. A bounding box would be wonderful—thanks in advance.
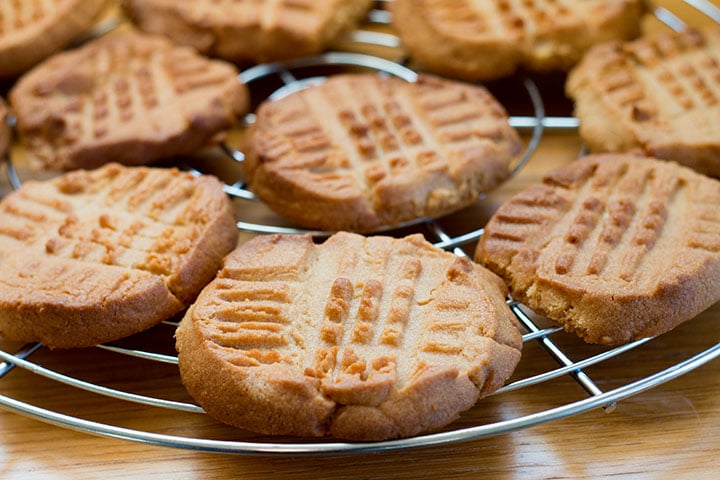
[1,1,719,479]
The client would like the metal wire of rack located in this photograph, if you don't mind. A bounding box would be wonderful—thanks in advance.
[1,0,720,456]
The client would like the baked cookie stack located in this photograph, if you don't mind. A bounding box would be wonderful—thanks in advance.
[1,0,718,444]
[0,2,529,442]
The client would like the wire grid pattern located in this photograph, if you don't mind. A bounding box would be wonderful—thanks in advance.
[1,0,720,455]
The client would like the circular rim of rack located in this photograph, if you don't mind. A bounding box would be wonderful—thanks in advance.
[1,336,718,455]
[1,0,720,457]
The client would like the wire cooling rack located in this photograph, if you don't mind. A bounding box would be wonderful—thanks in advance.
[1,0,720,455]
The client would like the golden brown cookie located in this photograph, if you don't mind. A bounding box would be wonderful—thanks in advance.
[475,153,720,345]
[9,30,249,171]
[0,0,110,78]
[567,28,720,178]
[390,0,646,82]
[176,232,522,440]
[0,163,238,348]
[121,0,373,63]
[244,73,522,232]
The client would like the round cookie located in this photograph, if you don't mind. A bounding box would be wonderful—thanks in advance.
[9,30,249,171]
[0,0,110,78]
[390,0,646,82]
[121,0,373,64]
[0,163,239,348]
[567,28,720,178]
[476,153,720,345]
[177,232,522,440]
[244,73,522,232]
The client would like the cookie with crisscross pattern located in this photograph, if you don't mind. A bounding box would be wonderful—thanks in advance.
[244,73,522,232]
[0,163,238,348]
[10,31,248,171]
[476,153,720,345]
[390,0,646,81]
[0,0,110,77]
[568,28,720,177]
[177,232,522,440]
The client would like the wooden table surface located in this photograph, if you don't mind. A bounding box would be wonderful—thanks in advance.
[1,1,720,479]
